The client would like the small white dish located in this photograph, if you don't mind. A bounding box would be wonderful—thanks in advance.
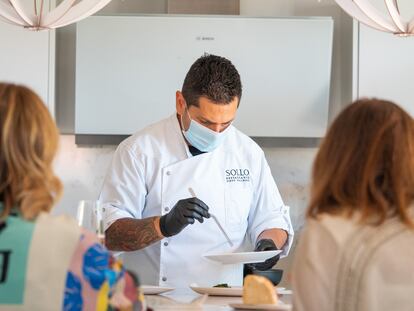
[277,289,293,295]
[189,285,288,297]
[204,250,282,265]
[141,285,175,295]
[229,303,292,310]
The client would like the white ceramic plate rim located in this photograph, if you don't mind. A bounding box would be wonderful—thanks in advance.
[190,286,243,296]
[141,285,175,295]
[203,250,283,264]
[229,303,292,310]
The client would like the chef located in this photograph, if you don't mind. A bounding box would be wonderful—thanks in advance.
[100,54,294,290]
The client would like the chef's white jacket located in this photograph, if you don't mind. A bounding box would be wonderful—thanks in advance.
[99,114,293,290]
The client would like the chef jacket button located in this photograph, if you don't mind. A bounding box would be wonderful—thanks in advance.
[164,207,170,212]
[164,241,168,246]
[166,171,171,176]
[162,277,167,282]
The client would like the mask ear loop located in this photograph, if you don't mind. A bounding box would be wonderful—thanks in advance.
[180,111,185,131]
[180,103,192,132]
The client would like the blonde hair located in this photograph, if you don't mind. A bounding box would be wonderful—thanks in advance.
[308,98,414,227]
[0,83,62,220]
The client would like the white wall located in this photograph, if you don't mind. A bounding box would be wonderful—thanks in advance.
[0,22,55,113]
[355,1,414,115]
[53,0,354,287]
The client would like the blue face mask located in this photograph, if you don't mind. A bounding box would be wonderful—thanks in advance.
[181,108,231,152]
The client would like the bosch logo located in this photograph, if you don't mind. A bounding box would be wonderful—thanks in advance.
[196,36,215,41]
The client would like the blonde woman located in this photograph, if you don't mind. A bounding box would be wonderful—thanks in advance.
[0,83,140,310]
[292,99,414,311]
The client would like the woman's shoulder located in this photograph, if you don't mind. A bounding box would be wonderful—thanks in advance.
[302,213,360,247]
[36,213,105,251]
[36,212,80,233]
[304,213,353,232]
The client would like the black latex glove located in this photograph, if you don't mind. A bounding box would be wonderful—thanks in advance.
[159,197,210,237]
[247,239,280,271]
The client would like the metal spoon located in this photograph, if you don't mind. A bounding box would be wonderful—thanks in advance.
[188,187,234,247]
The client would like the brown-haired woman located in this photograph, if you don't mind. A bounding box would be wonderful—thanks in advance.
[292,99,414,311]
[0,83,140,310]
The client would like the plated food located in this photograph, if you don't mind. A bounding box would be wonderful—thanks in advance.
[229,275,292,310]
[243,275,278,304]
[213,283,231,288]
[190,285,242,297]
[189,283,289,297]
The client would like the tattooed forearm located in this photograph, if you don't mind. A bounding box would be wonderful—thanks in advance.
[105,217,163,251]
[258,228,288,250]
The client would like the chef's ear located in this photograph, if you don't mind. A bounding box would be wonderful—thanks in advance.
[176,91,186,115]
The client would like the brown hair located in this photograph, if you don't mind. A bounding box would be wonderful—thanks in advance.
[308,98,414,227]
[0,83,62,220]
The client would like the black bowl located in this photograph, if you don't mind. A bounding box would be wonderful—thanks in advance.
[251,269,283,286]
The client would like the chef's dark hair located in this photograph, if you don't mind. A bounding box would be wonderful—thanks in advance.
[182,54,242,107]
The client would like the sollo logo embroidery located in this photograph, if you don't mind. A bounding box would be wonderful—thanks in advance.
[225,169,250,183]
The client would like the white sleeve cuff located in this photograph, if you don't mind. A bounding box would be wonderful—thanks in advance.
[102,203,134,231]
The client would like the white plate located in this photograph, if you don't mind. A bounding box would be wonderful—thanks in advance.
[141,285,175,295]
[190,286,243,296]
[203,250,282,264]
[277,289,293,295]
[190,286,288,297]
[229,303,292,310]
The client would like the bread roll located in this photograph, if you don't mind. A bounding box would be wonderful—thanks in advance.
[243,275,278,305]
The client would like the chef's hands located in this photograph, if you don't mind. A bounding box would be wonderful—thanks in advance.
[247,239,280,271]
[159,197,210,237]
